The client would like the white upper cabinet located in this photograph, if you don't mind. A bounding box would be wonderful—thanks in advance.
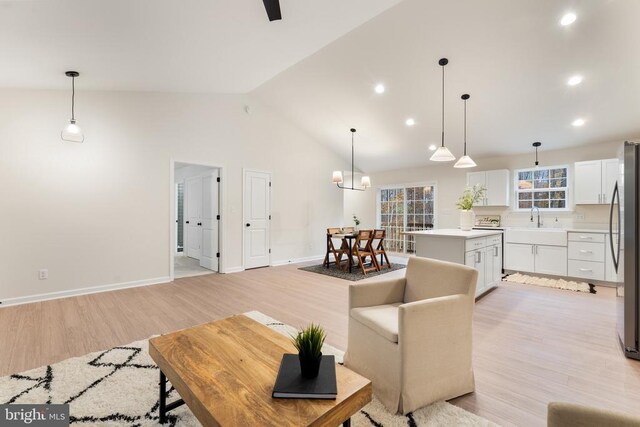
[466,169,510,206]
[574,159,618,205]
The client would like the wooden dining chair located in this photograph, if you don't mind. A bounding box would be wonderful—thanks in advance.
[372,229,391,269]
[324,227,347,269]
[351,230,379,275]
[342,226,355,233]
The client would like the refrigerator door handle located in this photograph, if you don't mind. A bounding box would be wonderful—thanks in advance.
[609,181,620,273]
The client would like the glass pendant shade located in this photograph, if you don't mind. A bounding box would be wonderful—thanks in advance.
[332,170,343,184]
[360,176,371,188]
[61,119,84,143]
[454,155,477,168]
[430,146,456,162]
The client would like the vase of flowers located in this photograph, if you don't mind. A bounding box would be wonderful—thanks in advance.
[456,184,486,231]
[353,214,361,232]
[291,323,326,378]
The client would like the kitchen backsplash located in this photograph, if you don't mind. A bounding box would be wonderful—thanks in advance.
[474,204,611,230]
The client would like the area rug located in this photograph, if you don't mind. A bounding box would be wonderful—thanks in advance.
[502,272,595,293]
[299,263,406,281]
[0,311,497,426]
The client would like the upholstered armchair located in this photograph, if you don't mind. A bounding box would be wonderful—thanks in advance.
[547,402,640,427]
[343,256,478,414]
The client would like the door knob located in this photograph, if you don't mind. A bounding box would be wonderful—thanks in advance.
[246,223,251,227]
[198,222,202,226]
[186,221,190,224]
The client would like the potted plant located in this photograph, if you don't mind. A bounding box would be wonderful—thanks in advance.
[456,184,486,231]
[291,323,326,378]
[353,215,361,231]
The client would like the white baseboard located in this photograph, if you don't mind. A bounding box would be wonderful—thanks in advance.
[0,276,172,308]
[271,254,325,267]
[224,266,245,274]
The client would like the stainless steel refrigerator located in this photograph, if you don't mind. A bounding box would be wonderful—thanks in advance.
[611,141,640,360]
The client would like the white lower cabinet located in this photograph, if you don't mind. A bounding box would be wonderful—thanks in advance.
[535,245,568,276]
[504,243,567,276]
[465,237,502,296]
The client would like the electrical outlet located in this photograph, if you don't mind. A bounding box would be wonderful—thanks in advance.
[39,269,48,280]
[575,213,585,220]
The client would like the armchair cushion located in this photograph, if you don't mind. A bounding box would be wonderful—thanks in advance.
[350,303,401,343]
[349,277,406,309]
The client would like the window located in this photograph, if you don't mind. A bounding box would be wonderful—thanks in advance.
[515,166,569,210]
[378,184,436,253]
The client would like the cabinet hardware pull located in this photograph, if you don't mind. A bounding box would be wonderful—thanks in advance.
[578,268,592,272]
[579,250,593,254]
[531,245,535,254]
[598,194,601,203]
[494,246,499,257]
[579,236,592,239]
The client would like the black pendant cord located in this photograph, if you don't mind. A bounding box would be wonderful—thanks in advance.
[533,142,542,166]
[336,128,365,191]
[351,130,355,190]
[71,76,75,121]
[441,64,445,148]
[463,97,467,155]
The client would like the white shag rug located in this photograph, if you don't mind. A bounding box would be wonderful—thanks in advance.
[0,311,497,426]
[502,272,594,293]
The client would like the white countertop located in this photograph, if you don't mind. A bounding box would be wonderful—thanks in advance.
[403,229,503,238]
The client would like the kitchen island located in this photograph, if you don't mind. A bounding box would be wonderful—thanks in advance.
[404,229,503,297]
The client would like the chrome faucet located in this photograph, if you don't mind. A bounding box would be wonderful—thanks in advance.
[530,206,542,228]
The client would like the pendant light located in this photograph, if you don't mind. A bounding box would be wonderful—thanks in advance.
[454,94,477,168]
[333,128,370,191]
[430,58,456,162]
[61,71,84,143]
[533,142,542,167]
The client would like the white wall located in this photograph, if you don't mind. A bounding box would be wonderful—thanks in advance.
[0,89,348,302]
[346,140,628,233]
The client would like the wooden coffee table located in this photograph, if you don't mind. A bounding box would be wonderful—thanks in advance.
[149,315,372,426]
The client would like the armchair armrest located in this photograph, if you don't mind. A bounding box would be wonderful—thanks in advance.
[349,277,406,309]
[398,294,473,342]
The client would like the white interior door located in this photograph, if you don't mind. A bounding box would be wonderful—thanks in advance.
[200,171,219,271]
[185,176,202,260]
[244,170,271,269]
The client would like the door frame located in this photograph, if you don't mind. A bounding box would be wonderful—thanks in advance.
[170,159,225,280]
[242,168,272,269]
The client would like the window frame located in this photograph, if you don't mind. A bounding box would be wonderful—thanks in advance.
[376,181,438,254]
[513,164,571,212]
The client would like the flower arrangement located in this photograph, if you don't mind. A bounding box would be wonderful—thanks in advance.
[353,215,361,227]
[456,184,486,210]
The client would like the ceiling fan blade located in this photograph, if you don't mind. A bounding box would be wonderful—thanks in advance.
[262,0,282,21]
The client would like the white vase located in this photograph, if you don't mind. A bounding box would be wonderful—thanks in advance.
[460,210,474,231]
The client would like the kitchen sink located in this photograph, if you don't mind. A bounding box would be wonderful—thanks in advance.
[505,228,568,246]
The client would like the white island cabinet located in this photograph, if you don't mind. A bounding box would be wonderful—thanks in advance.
[404,229,503,298]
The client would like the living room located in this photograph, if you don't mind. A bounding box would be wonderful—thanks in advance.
[2,0,640,426]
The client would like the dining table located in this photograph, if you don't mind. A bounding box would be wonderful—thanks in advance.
[324,232,358,273]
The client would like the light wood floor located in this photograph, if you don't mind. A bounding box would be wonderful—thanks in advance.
[2,263,640,426]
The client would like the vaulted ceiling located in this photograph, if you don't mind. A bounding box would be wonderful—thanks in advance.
[0,0,401,93]
[252,0,640,172]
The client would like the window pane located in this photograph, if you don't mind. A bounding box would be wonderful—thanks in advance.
[414,187,424,200]
[406,187,414,200]
[519,171,533,181]
[550,190,566,199]
[519,180,533,190]
[534,200,549,208]
[550,178,566,188]
[534,179,549,189]
[519,201,532,209]
[550,168,567,178]
[425,202,434,215]
[534,169,549,180]
[380,215,388,225]
[519,192,532,200]
[415,201,425,215]
[424,186,434,199]
[550,200,566,208]
[534,191,549,200]
[407,201,414,214]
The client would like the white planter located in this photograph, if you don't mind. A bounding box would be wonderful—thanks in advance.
[459,210,474,231]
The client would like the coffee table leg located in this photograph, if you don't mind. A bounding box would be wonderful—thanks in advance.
[343,418,351,427]
[159,370,167,424]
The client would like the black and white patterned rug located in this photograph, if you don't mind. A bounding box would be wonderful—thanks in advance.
[299,263,406,281]
[0,311,496,426]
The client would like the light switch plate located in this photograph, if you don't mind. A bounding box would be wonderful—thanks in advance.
[39,269,48,280]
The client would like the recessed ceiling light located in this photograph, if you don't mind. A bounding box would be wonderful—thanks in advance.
[428,144,437,151]
[405,118,415,126]
[572,118,586,127]
[560,13,577,26]
[567,75,583,86]
[374,84,385,94]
